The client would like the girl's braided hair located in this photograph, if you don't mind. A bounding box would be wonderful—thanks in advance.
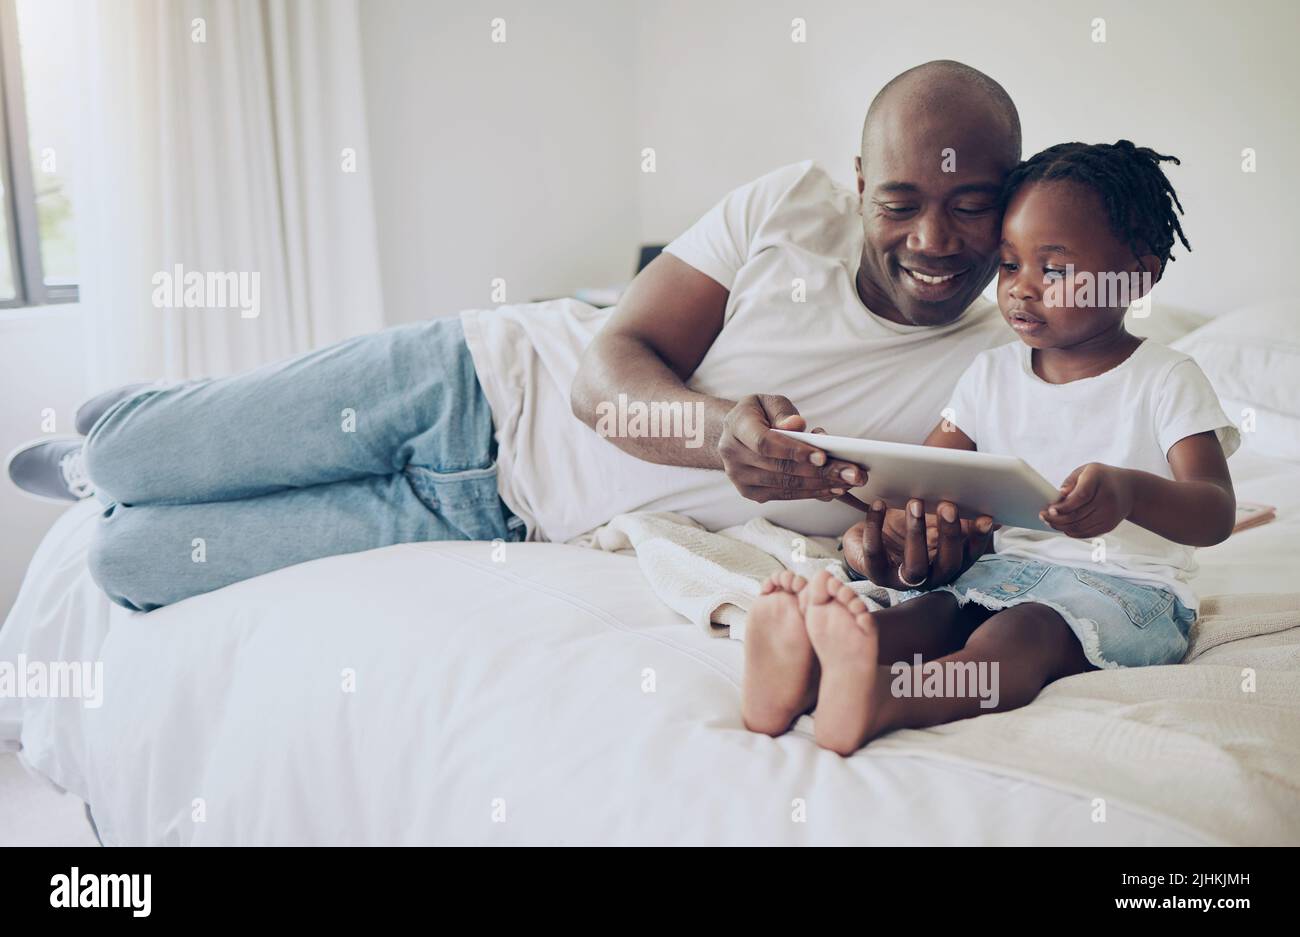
[1003,140,1191,265]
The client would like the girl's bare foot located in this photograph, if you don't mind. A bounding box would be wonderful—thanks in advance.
[804,570,887,756]
[742,570,818,736]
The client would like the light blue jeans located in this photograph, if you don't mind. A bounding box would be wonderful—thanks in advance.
[84,318,522,611]
[897,554,1195,669]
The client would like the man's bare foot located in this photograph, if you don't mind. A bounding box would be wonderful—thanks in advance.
[804,570,887,755]
[742,570,818,736]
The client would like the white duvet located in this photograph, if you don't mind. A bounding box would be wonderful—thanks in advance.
[2,449,1298,845]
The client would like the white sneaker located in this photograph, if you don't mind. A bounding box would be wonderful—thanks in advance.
[4,437,94,503]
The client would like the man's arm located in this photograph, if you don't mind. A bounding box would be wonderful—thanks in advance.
[570,253,865,501]
[570,254,730,468]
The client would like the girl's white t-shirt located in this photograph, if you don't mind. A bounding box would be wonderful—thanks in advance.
[945,339,1240,609]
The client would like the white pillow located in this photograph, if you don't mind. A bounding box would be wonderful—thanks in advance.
[1172,301,1300,420]
[1173,301,1300,461]
[1214,399,1300,462]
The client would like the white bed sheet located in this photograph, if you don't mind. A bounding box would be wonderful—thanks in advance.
[2,449,1295,845]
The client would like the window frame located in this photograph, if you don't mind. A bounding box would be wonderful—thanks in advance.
[0,0,77,308]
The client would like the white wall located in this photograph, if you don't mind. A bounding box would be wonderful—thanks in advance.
[632,0,1300,317]
[362,0,1299,322]
[358,0,642,323]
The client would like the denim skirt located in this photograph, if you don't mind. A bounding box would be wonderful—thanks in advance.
[899,554,1196,669]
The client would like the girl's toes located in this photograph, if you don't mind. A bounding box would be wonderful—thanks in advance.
[824,573,841,598]
[790,574,807,592]
[806,571,834,605]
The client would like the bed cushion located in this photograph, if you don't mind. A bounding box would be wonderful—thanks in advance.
[1170,301,1300,460]
[4,451,1299,846]
[3,502,1216,846]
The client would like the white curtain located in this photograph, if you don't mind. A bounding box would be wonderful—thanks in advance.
[73,0,385,388]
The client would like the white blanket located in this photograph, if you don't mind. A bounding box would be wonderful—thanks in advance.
[592,512,1300,845]
[592,512,892,639]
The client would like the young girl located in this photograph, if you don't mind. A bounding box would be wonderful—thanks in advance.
[742,140,1239,755]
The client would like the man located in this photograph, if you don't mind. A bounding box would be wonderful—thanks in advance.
[9,60,1020,610]
[571,59,1020,586]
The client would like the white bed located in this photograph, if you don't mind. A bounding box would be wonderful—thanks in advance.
[0,441,1295,846]
[5,302,1299,845]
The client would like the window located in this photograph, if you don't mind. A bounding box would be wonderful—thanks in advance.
[0,0,77,306]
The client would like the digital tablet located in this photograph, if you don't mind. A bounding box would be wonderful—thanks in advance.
[776,430,1061,532]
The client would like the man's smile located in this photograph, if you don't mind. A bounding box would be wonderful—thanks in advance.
[897,262,970,301]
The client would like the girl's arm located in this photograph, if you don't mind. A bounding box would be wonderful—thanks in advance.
[1042,431,1236,547]
[921,419,977,451]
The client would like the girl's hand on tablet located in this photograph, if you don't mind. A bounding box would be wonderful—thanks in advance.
[842,498,995,589]
[1040,462,1134,538]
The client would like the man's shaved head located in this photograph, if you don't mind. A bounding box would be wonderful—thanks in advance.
[852,60,1021,327]
[861,60,1021,169]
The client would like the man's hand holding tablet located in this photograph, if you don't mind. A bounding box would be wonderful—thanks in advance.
[718,395,868,502]
[717,404,1000,589]
[771,428,1062,589]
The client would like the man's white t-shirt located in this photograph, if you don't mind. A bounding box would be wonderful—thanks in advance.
[944,339,1240,610]
[461,160,1009,543]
